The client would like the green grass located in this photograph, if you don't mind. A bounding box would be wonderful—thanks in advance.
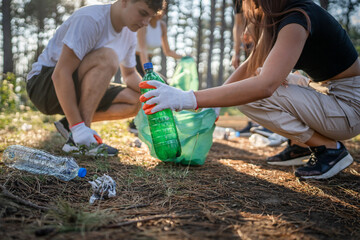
[46,200,114,233]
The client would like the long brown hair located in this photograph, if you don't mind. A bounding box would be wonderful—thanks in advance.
[242,0,311,76]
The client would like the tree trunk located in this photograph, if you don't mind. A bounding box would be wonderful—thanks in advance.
[344,0,355,32]
[160,2,169,78]
[228,8,235,78]
[196,0,203,89]
[319,0,329,10]
[80,0,86,7]
[206,0,216,88]
[2,0,14,74]
[217,0,226,86]
[35,0,45,61]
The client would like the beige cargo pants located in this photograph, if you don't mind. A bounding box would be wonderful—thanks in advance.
[238,76,360,143]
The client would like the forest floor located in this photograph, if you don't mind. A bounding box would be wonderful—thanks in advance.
[0,112,359,240]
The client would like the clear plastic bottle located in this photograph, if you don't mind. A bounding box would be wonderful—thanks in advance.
[141,62,181,161]
[2,145,87,181]
[213,126,239,140]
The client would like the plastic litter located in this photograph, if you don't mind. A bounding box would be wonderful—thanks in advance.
[2,145,86,181]
[141,62,181,161]
[135,108,216,165]
[89,174,116,204]
[213,126,239,140]
[249,133,288,147]
[136,57,215,165]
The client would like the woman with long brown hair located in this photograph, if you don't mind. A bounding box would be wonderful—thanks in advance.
[139,0,360,180]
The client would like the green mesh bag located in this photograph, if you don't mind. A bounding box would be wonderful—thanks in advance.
[134,108,216,165]
[168,56,199,91]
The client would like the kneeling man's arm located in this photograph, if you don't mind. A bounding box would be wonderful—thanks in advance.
[52,44,82,126]
[120,65,142,93]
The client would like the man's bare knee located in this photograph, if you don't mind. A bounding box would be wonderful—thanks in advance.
[79,48,119,80]
[96,48,119,75]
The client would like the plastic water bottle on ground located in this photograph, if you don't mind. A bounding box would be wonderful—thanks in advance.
[2,145,87,181]
[213,126,239,140]
[249,133,288,147]
[141,62,181,161]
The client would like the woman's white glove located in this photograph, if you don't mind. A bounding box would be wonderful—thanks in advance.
[70,122,102,147]
[139,81,198,114]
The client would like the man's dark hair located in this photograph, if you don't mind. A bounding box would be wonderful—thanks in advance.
[132,0,167,14]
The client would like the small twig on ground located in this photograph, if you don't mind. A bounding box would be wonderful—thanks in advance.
[118,203,150,210]
[0,184,51,211]
[103,214,193,228]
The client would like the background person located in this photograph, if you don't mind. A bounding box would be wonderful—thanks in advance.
[136,12,183,77]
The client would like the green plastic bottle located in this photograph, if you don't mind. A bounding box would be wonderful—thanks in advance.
[141,62,181,161]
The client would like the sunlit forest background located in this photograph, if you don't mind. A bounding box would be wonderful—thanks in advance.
[1,0,360,113]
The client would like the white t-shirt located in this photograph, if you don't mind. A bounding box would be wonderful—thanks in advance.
[27,4,137,80]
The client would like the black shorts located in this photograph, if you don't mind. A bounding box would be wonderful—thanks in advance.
[26,66,125,115]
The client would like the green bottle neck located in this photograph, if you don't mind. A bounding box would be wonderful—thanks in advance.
[145,68,153,74]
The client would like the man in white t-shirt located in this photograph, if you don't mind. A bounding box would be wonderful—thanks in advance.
[26,0,166,156]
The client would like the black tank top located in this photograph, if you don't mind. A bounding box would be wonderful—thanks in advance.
[277,0,358,82]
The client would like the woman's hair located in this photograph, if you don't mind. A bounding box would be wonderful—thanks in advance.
[131,0,167,15]
[242,0,311,76]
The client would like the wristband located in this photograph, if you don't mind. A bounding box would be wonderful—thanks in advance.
[70,121,84,129]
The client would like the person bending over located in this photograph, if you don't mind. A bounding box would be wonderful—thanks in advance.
[26,0,166,156]
[139,0,360,179]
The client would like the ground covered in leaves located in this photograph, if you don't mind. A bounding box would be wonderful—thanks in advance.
[0,112,359,239]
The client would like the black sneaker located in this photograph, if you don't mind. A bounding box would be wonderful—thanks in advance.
[62,134,119,157]
[267,141,311,166]
[128,119,138,135]
[295,142,353,179]
[54,117,70,139]
[237,121,254,137]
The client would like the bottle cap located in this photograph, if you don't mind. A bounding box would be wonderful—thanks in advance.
[144,62,153,70]
[78,168,87,178]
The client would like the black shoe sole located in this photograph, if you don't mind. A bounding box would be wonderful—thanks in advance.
[54,121,70,139]
[296,154,353,179]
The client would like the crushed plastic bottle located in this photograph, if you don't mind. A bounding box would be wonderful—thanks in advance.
[2,145,87,181]
[213,126,239,140]
[249,133,288,147]
[88,174,116,204]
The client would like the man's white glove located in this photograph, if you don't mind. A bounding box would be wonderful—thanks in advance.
[139,80,198,114]
[70,122,102,147]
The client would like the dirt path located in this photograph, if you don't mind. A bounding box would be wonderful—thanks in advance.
[0,114,359,239]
